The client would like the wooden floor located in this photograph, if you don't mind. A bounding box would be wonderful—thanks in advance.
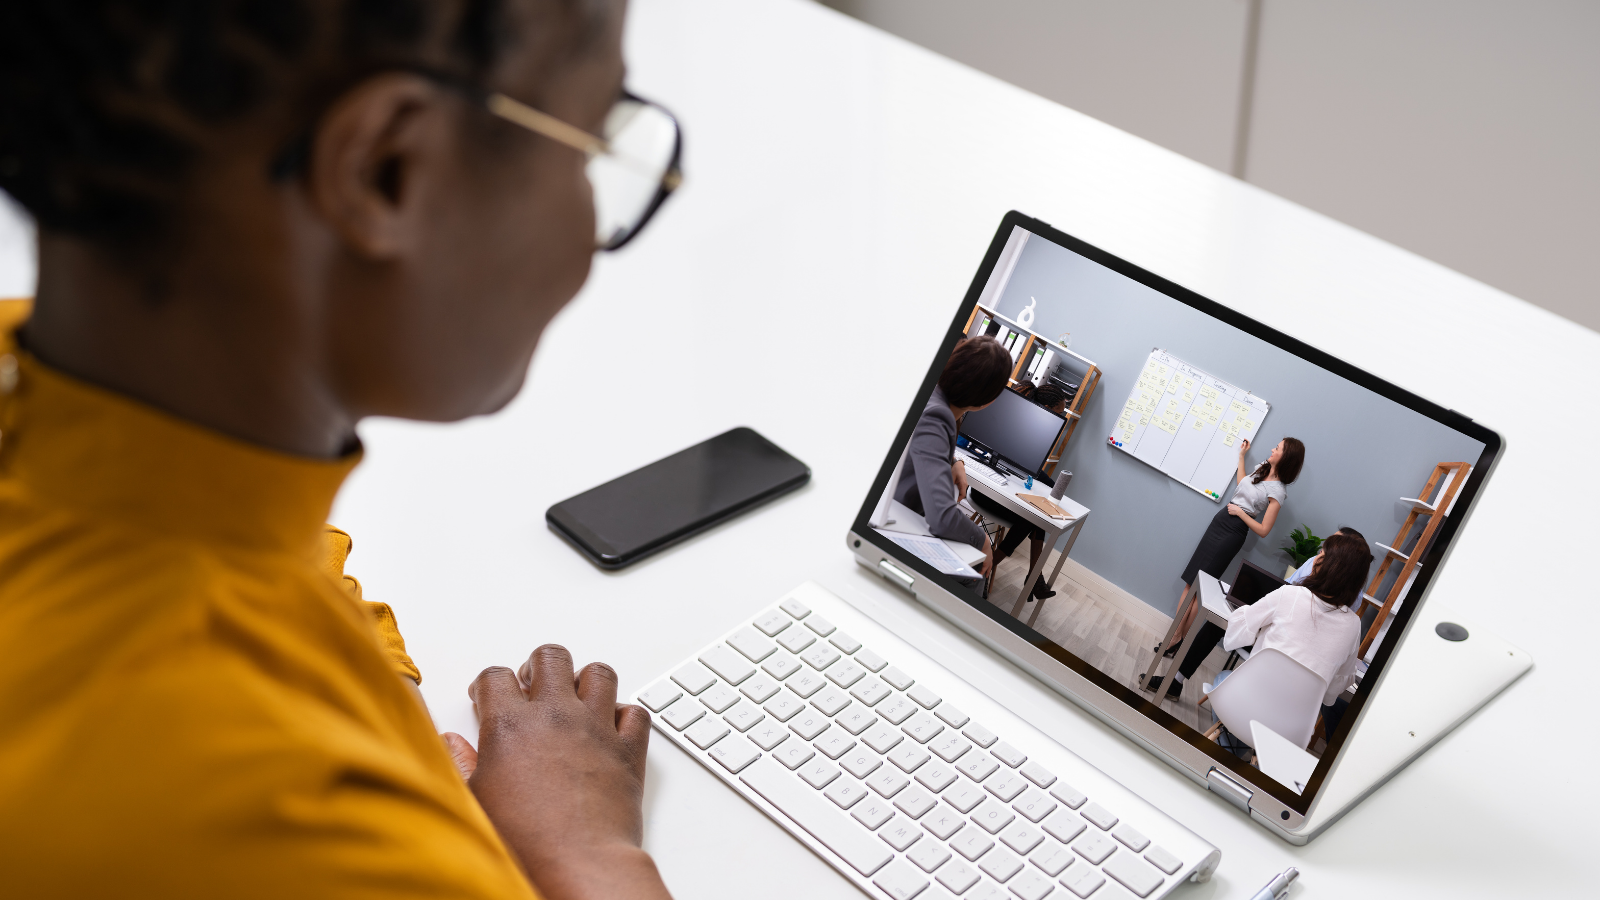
[985,548,1230,733]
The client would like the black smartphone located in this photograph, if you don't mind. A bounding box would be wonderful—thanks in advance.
[546,427,810,569]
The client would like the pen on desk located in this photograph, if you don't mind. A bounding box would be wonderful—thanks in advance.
[1247,867,1298,900]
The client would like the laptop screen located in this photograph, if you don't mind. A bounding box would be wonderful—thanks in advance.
[856,212,1499,814]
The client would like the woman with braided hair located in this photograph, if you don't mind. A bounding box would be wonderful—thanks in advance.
[0,1,679,897]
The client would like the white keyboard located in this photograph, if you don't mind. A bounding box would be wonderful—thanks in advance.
[963,460,1009,487]
[635,583,1219,900]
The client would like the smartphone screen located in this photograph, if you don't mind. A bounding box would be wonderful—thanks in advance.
[546,427,810,569]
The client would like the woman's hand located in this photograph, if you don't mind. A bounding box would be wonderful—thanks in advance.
[952,460,969,498]
[1227,503,1244,518]
[458,646,671,900]
[1238,438,1250,457]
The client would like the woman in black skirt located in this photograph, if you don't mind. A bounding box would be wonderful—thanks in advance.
[1145,436,1305,700]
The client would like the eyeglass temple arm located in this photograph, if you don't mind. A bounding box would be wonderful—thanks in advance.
[486,93,607,156]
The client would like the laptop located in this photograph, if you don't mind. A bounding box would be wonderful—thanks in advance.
[632,211,1529,898]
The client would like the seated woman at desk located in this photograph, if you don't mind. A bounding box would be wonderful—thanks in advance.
[968,381,1070,600]
[1206,531,1373,732]
[1147,436,1305,700]
[894,336,1013,578]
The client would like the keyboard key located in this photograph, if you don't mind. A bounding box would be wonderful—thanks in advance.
[923,807,966,840]
[815,725,857,760]
[850,676,892,707]
[660,697,705,731]
[902,711,945,744]
[1041,810,1086,844]
[774,740,815,770]
[825,775,868,810]
[970,798,1016,834]
[908,684,942,709]
[862,722,904,753]
[1009,868,1057,900]
[764,690,805,722]
[811,685,852,716]
[1029,840,1074,876]
[740,758,892,877]
[880,819,924,851]
[698,684,740,713]
[836,703,878,735]
[942,780,987,813]
[872,860,928,900]
[753,608,792,637]
[978,848,1023,883]
[968,881,1009,900]
[787,670,827,698]
[878,695,918,724]
[840,747,882,779]
[727,626,777,663]
[830,631,862,654]
[800,642,842,671]
[684,716,729,750]
[805,613,836,636]
[1072,832,1116,864]
[867,766,910,798]
[1104,852,1164,898]
[963,722,999,748]
[852,797,896,830]
[799,757,840,789]
[749,721,789,751]
[671,662,716,695]
[1059,864,1105,898]
[930,733,972,763]
[990,742,1027,767]
[951,827,995,861]
[779,596,811,619]
[1113,824,1149,852]
[827,660,866,688]
[708,734,760,774]
[915,762,958,792]
[790,710,831,741]
[761,653,802,681]
[894,785,938,819]
[723,699,764,732]
[907,835,953,872]
[739,672,782,704]
[985,769,1030,802]
[937,860,982,894]
[1049,782,1087,809]
[637,681,681,712]
[855,647,888,672]
[881,666,915,691]
[699,645,756,685]
[957,752,1000,782]
[934,703,969,728]
[889,742,931,773]
[1019,761,1056,789]
[1079,802,1118,831]
[776,627,816,654]
[1144,846,1182,875]
[999,821,1044,855]
[1012,788,1058,823]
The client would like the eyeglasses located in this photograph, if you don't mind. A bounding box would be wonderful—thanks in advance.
[486,90,683,252]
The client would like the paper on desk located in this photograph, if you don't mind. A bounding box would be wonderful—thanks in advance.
[884,532,981,580]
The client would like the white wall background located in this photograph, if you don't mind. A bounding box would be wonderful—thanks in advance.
[823,0,1600,332]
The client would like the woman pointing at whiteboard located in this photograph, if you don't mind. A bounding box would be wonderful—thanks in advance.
[1145,436,1305,702]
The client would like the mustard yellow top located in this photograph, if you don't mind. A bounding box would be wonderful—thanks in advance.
[0,299,536,898]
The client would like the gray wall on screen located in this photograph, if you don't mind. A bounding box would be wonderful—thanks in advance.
[995,236,1484,616]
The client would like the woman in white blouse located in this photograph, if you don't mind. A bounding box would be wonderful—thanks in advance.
[1209,530,1375,708]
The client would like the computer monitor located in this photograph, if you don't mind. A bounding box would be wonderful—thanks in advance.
[958,387,1065,479]
[1228,560,1287,606]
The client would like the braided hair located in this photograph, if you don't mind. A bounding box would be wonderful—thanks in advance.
[0,1,579,248]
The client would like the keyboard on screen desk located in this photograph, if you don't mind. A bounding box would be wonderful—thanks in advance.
[963,460,1009,487]
[635,583,1219,900]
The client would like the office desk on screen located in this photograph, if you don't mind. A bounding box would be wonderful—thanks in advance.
[957,448,1089,624]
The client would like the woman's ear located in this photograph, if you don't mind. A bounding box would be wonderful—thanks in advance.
[304,73,458,259]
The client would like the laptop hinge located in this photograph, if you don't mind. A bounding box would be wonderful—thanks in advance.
[1206,767,1254,814]
[876,560,916,595]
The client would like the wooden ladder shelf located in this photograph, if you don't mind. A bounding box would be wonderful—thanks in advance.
[1358,460,1472,657]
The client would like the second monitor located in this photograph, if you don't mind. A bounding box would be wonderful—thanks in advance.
[959,386,1066,481]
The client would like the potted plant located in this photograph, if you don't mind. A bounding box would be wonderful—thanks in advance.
[1280,525,1322,580]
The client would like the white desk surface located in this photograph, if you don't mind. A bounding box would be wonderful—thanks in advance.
[318,0,1591,896]
[957,448,1089,534]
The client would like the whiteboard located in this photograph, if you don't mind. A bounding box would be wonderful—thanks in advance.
[1107,349,1271,501]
